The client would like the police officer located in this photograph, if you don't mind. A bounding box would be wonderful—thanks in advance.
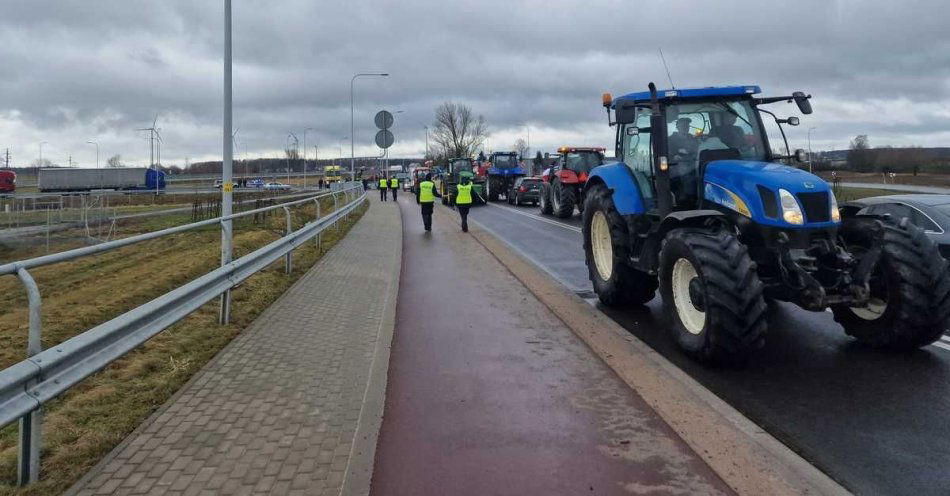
[390,176,399,201]
[415,173,441,231]
[378,176,388,201]
[454,176,481,232]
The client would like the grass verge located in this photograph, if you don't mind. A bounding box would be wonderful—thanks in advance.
[0,197,368,495]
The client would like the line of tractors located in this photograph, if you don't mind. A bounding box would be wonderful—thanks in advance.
[416,82,950,368]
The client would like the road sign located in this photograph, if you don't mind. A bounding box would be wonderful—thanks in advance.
[375,129,394,149]
[374,110,394,130]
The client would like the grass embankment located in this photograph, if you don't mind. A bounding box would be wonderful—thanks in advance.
[0,196,368,495]
[834,186,907,202]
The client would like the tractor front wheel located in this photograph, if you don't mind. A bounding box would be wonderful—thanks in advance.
[659,228,768,366]
[551,180,575,218]
[582,184,657,307]
[832,216,950,349]
[539,184,553,215]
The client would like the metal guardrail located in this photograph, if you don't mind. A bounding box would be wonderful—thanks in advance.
[0,184,366,485]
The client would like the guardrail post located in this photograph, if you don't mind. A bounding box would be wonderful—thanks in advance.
[283,206,293,274]
[314,198,322,254]
[16,268,42,485]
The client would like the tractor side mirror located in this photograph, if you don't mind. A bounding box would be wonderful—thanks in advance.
[787,116,800,126]
[626,127,640,136]
[615,101,637,124]
[794,149,807,163]
[793,92,812,114]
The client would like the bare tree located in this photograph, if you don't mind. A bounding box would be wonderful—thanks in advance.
[284,148,300,160]
[431,102,488,159]
[514,138,529,161]
[31,158,53,168]
[848,135,872,172]
[106,154,124,168]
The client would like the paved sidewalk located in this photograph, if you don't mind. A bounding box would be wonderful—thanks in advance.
[69,196,401,496]
[371,202,733,495]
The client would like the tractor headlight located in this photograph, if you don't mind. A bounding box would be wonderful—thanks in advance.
[779,189,804,225]
[829,192,841,223]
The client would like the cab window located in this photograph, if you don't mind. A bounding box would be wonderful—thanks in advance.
[623,110,656,207]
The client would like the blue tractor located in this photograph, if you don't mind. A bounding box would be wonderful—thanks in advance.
[484,151,525,202]
[585,83,950,365]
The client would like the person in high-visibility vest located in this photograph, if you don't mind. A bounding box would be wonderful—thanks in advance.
[378,176,388,202]
[390,177,399,201]
[415,173,442,232]
[454,175,480,232]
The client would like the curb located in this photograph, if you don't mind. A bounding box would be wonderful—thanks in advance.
[340,198,403,495]
[434,205,849,496]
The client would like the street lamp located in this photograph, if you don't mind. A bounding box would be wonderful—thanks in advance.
[339,137,349,161]
[286,132,298,184]
[38,141,48,168]
[350,72,389,179]
[303,127,313,188]
[86,141,99,168]
[807,126,817,173]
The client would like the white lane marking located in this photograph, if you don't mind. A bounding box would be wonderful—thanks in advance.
[940,335,950,343]
[485,202,582,233]
[933,341,950,352]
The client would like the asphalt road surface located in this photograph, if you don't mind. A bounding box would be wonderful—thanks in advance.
[467,200,950,496]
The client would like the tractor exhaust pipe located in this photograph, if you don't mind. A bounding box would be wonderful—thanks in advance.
[649,82,673,215]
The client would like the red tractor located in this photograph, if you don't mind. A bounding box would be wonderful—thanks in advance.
[539,147,605,218]
[0,170,16,193]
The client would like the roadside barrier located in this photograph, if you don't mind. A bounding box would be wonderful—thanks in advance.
[0,184,366,485]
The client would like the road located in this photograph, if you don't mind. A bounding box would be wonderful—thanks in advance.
[467,200,950,496]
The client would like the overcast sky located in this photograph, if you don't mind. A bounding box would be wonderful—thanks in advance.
[1,0,948,167]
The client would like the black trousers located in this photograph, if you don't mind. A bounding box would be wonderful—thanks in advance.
[457,205,470,232]
[380,188,387,201]
[420,202,434,231]
[391,188,398,200]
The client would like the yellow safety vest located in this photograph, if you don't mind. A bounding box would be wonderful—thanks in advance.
[379,178,387,188]
[419,181,435,203]
[390,178,398,188]
[456,183,473,205]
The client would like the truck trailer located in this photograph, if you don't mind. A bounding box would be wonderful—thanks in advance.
[38,168,165,192]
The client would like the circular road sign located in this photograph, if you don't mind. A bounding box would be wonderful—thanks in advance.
[375,129,394,149]
[374,110,394,130]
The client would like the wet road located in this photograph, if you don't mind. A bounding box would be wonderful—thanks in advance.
[469,201,950,496]
[371,198,733,495]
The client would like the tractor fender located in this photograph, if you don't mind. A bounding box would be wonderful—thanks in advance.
[585,162,646,215]
[658,210,727,237]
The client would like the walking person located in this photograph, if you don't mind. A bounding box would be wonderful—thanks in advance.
[415,173,441,232]
[390,176,399,201]
[379,176,388,201]
[454,175,481,232]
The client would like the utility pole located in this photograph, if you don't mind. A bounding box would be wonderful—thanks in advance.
[219,0,234,324]
[4,148,10,168]
[303,127,312,188]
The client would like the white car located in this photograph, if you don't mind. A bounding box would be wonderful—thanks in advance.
[263,182,291,191]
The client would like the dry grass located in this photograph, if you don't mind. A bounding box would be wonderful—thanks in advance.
[834,186,908,202]
[0,197,367,495]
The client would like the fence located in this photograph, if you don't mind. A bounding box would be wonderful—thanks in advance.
[0,184,366,485]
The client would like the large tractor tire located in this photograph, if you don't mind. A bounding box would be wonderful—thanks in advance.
[539,183,553,215]
[832,216,950,349]
[658,228,767,366]
[551,180,575,219]
[487,177,500,202]
[582,184,657,307]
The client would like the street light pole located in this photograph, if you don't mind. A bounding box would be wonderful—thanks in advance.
[38,141,47,167]
[286,132,298,184]
[219,0,234,324]
[807,126,817,173]
[86,141,98,168]
[303,127,312,188]
[350,72,389,180]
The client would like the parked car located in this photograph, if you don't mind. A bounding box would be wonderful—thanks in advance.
[263,182,291,191]
[213,179,223,188]
[507,177,542,206]
[841,194,950,258]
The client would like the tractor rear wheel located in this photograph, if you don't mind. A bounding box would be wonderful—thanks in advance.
[539,184,553,215]
[659,228,767,366]
[551,180,575,218]
[582,184,657,307]
[832,216,950,349]
[487,178,500,202]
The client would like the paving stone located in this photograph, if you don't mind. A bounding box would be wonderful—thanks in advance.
[68,197,400,495]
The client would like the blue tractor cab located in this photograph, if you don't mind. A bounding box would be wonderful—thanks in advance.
[582,83,950,365]
[484,151,525,202]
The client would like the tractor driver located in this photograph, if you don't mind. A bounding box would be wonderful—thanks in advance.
[668,117,698,162]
